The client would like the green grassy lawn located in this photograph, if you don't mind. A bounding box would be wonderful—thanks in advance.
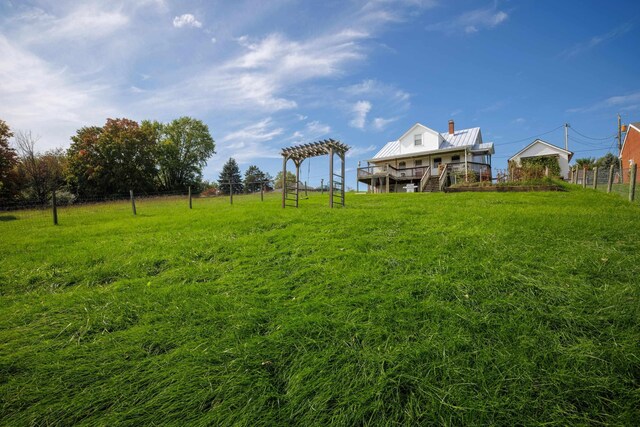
[1,188,639,425]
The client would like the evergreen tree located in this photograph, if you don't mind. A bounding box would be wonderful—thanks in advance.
[243,165,267,193]
[218,158,243,194]
[596,153,619,171]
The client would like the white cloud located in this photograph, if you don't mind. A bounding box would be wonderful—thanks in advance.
[305,120,331,138]
[342,79,410,103]
[372,117,397,130]
[350,100,372,129]
[346,144,377,158]
[288,120,332,143]
[221,118,283,142]
[218,118,283,164]
[173,13,202,28]
[513,117,526,124]
[144,30,369,115]
[567,91,640,114]
[14,3,130,44]
[0,35,118,149]
[426,6,508,35]
[211,37,217,44]
[560,23,633,58]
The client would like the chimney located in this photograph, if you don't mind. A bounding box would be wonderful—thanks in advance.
[448,119,455,135]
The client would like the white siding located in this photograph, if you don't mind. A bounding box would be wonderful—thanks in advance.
[397,125,442,155]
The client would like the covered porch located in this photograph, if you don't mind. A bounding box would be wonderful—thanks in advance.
[357,161,492,193]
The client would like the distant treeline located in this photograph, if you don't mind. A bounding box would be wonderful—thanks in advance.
[0,117,216,203]
[0,116,308,203]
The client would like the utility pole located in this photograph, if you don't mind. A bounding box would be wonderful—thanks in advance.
[564,123,570,151]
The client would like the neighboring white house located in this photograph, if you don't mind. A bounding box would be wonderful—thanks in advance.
[508,139,573,179]
[357,120,494,192]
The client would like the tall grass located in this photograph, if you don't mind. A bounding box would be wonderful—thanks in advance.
[1,189,639,425]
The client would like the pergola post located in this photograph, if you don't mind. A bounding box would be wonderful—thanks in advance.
[329,147,334,208]
[340,152,346,206]
[282,155,288,209]
[295,159,301,208]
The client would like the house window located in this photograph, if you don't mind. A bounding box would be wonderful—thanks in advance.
[414,134,422,146]
[452,155,460,162]
[414,160,422,167]
[433,157,442,168]
[398,161,406,169]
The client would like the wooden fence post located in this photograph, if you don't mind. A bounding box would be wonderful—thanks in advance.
[321,179,324,195]
[593,167,598,190]
[52,190,58,225]
[607,164,614,193]
[304,181,308,197]
[630,163,637,202]
[130,190,136,215]
[188,186,192,209]
[385,173,390,194]
[261,182,264,201]
[582,168,587,188]
[229,180,233,205]
[572,166,577,184]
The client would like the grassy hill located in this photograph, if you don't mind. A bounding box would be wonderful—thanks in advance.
[1,189,639,425]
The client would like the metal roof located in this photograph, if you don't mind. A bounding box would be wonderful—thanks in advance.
[370,126,492,160]
[439,127,480,148]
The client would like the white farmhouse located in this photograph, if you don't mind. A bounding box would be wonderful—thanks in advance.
[357,120,494,192]
[508,139,573,179]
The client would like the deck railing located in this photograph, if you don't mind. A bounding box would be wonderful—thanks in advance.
[357,164,432,180]
[358,161,492,184]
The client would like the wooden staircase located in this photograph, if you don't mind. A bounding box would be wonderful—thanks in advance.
[422,176,441,192]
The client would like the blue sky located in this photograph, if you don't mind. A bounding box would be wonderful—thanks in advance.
[1,0,639,188]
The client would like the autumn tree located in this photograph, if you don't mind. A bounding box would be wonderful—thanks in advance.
[14,131,67,203]
[274,171,296,189]
[0,119,19,200]
[154,117,215,191]
[67,118,157,196]
[217,158,243,194]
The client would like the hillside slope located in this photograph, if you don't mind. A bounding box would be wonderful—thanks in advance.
[1,190,639,425]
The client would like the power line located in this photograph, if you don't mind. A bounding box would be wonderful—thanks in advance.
[568,135,615,148]
[495,125,564,146]
[570,126,616,141]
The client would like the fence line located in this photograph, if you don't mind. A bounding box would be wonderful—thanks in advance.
[569,164,638,203]
[0,186,282,230]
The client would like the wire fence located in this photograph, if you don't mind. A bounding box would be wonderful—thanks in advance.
[569,165,638,204]
[0,186,284,231]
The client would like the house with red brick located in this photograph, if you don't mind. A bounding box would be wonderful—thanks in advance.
[620,122,640,183]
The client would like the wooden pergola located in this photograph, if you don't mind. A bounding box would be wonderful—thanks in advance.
[281,139,349,208]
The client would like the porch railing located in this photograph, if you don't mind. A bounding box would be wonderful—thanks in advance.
[419,166,431,192]
[439,164,449,191]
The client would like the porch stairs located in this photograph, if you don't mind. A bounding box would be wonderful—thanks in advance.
[422,176,441,192]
